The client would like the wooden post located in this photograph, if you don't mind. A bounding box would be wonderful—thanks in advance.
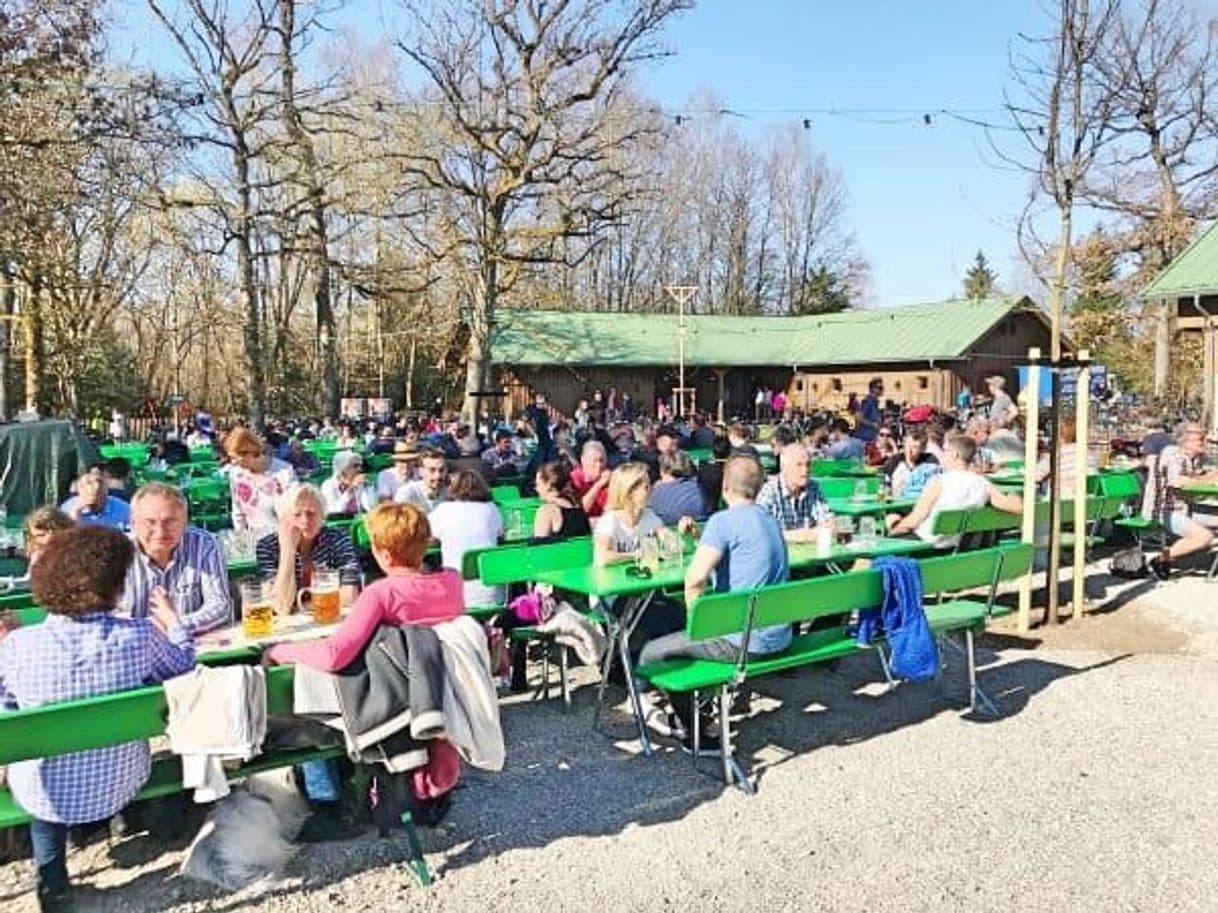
[1072,356,1090,620]
[715,368,727,423]
[1018,348,1041,634]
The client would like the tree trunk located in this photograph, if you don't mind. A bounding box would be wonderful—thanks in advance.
[405,335,417,409]
[234,146,265,428]
[27,275,45,416]
[1154,298,1172,396]
[279,0,339,419]
[0,264,12,422]
[463,257,496,424]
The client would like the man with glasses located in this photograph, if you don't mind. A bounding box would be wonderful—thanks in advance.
[117,482,231,635]
[1143,422,1218,580]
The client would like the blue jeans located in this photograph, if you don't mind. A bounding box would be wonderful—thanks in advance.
[28,818,69,896]
[300,759,341,804]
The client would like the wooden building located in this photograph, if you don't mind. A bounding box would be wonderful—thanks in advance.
[1144,220,1218,433]
[491,296,1052,419]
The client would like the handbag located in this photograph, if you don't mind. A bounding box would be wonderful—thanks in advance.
[1110,544,1147,578]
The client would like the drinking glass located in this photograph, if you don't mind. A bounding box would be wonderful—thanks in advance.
[298,568,341,624]
[835,515,855,547]
[640,532,661,574]
[238,580,274,639]
[858,515,878,545]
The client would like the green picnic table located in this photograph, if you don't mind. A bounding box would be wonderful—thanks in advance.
[530,533,936,754]
[825,496,918,518]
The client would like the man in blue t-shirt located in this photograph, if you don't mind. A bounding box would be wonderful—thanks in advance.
[61,467,131,530]
[638,455,789,751]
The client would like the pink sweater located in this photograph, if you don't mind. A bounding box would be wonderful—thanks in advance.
[266,569,465,671]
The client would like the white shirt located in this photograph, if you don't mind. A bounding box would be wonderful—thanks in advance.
[917,470,992,548]
[593,508,664,555]
[319,477,376,515]
[428,501,504,608]
[394,480,448,514]
[376,466,415,501]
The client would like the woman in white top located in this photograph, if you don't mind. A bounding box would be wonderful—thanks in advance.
[593,462,695,565]
[887,434,1022,549]
[427,470,504,608]
[320,451,377,515]
[225,426,298,535]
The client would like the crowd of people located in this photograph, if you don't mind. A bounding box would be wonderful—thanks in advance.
[3,378,1217,910]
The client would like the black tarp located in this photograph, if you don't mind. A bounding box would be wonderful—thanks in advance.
[0,420,101,515]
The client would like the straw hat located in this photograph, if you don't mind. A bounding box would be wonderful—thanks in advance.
[392,441,419,462]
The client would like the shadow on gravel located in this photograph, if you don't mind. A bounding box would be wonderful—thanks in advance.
[735,647,1133,788]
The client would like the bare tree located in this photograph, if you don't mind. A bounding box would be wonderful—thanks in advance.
[394,0,693,421]
[1005,0,1123,626]
[1007,0,1123,362]
[148,0,283,428]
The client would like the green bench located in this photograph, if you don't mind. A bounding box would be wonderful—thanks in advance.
[467,537,595,705]
[816,476,879,499]
[637,543,1034,792]
[0,663,433,885]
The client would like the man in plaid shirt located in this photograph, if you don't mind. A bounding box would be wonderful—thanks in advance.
[756,445,826,542]
[0,525,194,911]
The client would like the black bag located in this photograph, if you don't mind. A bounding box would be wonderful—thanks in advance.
[1110,544,1147,578]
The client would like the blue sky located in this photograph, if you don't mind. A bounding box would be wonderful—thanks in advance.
[635,1,1049,307]
[116,1,1062,307]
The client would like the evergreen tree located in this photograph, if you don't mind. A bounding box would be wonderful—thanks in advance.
[794,263,851,315]
[963,250,998,299]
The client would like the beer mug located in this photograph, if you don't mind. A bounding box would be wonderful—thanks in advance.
[298,568,341,625]
[238,580,274,639]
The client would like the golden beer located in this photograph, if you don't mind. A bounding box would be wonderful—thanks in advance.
[311,587,341,625]
[242,601,274,638]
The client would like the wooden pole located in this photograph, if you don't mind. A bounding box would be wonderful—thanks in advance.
[1072,356,1091,619]
[1018,348,1041,634]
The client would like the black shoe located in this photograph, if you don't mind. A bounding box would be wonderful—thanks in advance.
[295,805,363,843]
[1149,556,1171,581]
[37,886,73,913]
[409,792,453,829]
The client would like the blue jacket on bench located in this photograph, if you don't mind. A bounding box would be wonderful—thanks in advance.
[855,557,939,682]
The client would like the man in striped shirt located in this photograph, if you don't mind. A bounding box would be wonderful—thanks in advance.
[116,483,232,635]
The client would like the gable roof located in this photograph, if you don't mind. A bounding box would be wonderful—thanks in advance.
[1142,221,1218,299]
[492,296,1041,368]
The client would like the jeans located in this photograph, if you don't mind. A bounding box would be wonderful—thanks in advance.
[637,633,739,731]
[299,759,341,804]
[28,818,69,896]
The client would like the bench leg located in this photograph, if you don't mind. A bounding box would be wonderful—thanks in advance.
[1208,550,1218,582]
[400,812,433,887]
[965,629,1001,718]
[719,685,754,795]
[874,644,897,693]
[559,645,570,710]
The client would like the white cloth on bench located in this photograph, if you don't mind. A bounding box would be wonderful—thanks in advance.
[165,665,267,802]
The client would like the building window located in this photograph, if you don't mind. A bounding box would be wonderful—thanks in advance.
[832,378,843,392]
[795,380,804,392]
[892,380,902,392]
[917,376,929,390]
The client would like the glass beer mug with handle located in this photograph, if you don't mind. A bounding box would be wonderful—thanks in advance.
[297,567,342,625]
[239,579,274,639]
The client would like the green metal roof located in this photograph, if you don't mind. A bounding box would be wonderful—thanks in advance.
[492,296,1040,368]
[1142,221,1218,298]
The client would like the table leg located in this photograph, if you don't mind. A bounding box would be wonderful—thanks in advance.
[593,592,656,757]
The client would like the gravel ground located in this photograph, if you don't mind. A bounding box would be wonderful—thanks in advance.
[4,576,1217,913]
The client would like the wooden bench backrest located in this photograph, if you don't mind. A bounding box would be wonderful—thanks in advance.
[0,664,297,765]
[687,543,1034,641]
[490,485,522,505]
